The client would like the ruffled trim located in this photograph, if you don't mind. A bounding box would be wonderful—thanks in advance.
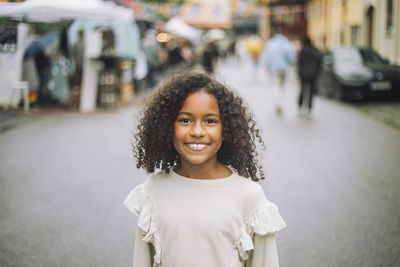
[234,201,286,261]
[124,184,162,267]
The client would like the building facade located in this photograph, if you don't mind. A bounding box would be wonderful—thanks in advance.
[307,0,400,64]
[307,0,363,49]
[363,0,400,64]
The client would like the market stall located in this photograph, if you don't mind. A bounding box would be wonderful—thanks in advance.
[0,0,137,112]
[68,19,139,110]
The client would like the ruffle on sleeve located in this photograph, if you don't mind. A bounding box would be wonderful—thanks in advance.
[124,184,162,267]
[234,201,286,261]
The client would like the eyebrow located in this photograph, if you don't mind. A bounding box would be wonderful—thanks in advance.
[177,112,220,117]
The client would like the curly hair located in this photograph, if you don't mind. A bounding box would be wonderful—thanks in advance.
[133,71,265,181]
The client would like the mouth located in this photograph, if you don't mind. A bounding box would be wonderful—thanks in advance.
[185,143,209,151]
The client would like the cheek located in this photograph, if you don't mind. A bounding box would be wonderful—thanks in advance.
[172,131,179,151]
[173,125,179,142]
[210,126,223,142]
[173,124,185,143]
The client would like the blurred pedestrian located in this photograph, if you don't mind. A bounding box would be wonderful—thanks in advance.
[166,37,185,66]
[34,50,51,106]
[71,29,85,89]
[59,27,69,59]
[261,32,296,114]
[227,37,237,60]
[165,37,193,76]
[297,36,321,116]
[124,71,286,267]
[142,29,161,88]
[201,40,219,74]
[244,35,264,79]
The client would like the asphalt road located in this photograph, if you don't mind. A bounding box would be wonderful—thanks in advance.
[0,57,399,267]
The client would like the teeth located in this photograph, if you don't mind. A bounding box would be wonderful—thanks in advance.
[188,143,207,150]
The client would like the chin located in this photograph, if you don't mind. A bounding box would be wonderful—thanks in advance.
[184,159,208,165]
[181,155,215,166]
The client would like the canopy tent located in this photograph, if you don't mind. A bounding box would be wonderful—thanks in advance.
[164,17,202,41]
[68,20,140,60]
[0,0,133,23]
[0,0,138,59]
[0,0,137,112]
[204,28,226,41]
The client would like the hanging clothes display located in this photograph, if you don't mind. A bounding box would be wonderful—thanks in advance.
[48,54,74,104]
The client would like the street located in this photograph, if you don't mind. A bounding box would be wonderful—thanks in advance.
[1,57,400,267]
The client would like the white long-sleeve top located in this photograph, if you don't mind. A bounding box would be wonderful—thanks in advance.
[124,169,286,267]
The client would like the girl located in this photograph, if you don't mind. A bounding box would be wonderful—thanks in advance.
[124,72,286,267]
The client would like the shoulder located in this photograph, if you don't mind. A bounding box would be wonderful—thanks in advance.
[147,170,170,182]
[232,174,268,208]
[133,170,175,194]
[123,170,170,216]
[235,175,265,195]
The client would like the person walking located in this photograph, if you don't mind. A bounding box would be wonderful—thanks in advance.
[297,36,321,116]
[71,29,85,89]
[261,32,296,114]
[33,50,51,106]
[142,29,161,88]
[244,35,264,80]
[201,40,219,75]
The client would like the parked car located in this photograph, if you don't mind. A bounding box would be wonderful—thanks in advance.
[316,46,400,101]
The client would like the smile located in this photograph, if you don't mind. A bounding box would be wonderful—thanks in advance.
[185,143,209,151]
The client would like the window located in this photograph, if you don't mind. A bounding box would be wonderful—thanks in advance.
[351,25,360,46]
[386,0,394,34]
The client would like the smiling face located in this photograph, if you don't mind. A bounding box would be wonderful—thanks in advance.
[173,90,223,171]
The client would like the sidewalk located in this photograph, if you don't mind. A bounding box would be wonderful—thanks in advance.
[0,89,150,134]
[352,101,400,130]
[0,105,73,133]
[0,110,32,133]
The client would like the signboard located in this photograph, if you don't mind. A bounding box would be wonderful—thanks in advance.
[0,24,17,53]
[180,0,232,29]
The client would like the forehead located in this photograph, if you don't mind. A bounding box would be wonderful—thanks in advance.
[179,91,219,114]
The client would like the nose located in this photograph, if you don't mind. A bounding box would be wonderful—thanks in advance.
[190,121,205,137]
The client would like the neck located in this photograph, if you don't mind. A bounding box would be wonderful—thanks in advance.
[175,161,232,179]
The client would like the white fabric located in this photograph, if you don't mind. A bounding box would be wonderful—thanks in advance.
[164,17,202,40]
[134,51,148,80]
[0,0,133,23]
[124,170,286,267]
[247,234,280,267]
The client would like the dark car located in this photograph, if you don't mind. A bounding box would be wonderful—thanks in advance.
[316,46,400,101]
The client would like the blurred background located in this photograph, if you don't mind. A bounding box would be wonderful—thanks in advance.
[0,0,399,266]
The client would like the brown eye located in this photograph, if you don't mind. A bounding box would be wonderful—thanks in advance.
[205,119,217,124]
[179,118,191,124]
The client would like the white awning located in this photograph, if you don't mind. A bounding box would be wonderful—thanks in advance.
[165,16,202,41]
[0,0,133,23]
